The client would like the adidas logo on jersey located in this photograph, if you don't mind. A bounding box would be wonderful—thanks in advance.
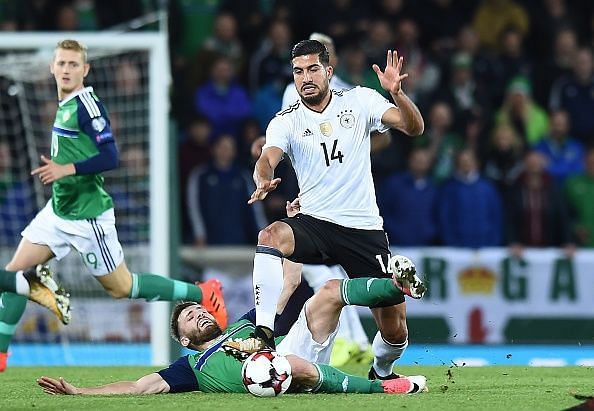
[302,128,313,137]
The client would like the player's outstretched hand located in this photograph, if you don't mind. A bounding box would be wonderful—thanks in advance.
[37,376,78,395]
[248,178,282,204]
[31,155,75,184]
[372,50,409,95]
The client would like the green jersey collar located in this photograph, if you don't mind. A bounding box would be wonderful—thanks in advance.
[59,86,94,107]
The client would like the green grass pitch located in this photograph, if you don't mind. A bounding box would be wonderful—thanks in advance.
[1,365,591,410]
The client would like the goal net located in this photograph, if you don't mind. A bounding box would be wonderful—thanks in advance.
[0,33,170,366]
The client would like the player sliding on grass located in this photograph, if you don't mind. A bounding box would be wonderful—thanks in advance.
[37,259,427,396]
[0,39,227,372]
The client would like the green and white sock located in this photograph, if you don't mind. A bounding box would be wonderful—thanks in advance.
[313,363,384,393]
[340,277,403,307]
[0,270,30,296]
[129,273,202,302]
[0,292,27,352]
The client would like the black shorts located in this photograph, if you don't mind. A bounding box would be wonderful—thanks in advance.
[283,213,403,292]
[282,214,403,306]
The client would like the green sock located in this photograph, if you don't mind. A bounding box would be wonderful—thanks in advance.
[129,273,202,302]
[340,277,403,307]
[0,270,17,293]
[0,292,27,352]
[313,364,384,393]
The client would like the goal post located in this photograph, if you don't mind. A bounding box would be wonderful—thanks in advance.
[0,32,171,366]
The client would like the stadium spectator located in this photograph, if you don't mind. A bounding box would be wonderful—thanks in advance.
[194,55,252,140]
[248,19,293,94]
[201,12,244,72]
[471,0,530,52]
[532,27,578,108]
[187,134,267,246]
[362,19,395,68]
[377,148,438,246]
[317,0,372,48]
[549,48,594,145]
[431,52,491,136]
[454,26,499,104]
[109,145,149,244]
[0,141,35,247]
[565,148,594,247]
[414,101,463,182]
[418,0,474,55]
[219,0,271,53]
[492,26,531,106]
[178,116,214,242]
[334,43,383,95]
[393,18,441,105]
[525,0,578,61]
[438,149,503,247]
[482,124,524,199]
[495,75,549,146]
[534,110,585,183]
[506,151,572,254]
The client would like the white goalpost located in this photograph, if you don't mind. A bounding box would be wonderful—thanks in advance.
[0,32,171,366]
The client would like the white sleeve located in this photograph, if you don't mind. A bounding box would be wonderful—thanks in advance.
[263,116,290,154]
[355,86,396,133]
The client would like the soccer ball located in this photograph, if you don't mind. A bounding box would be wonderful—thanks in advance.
[241,350,292,397]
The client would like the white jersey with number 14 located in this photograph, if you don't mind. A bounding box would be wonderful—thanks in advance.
[263,86,395,230]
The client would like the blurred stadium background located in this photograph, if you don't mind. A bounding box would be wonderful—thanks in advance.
[0,0,593,369]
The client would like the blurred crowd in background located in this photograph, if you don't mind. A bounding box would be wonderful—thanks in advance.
[1,0,594,253]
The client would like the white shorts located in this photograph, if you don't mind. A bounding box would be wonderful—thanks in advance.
[276,300,339,364]
[21,200,124,276]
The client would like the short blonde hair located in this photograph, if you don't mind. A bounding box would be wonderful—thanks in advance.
[55,39,88,63]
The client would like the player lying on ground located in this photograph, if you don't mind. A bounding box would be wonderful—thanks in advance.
[37,264,427,395]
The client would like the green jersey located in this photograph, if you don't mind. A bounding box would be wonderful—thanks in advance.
[158,319,283,393]
[51,86,114,219]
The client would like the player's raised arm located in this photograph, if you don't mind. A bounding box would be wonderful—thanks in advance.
[373,50,424,136]
[37,372,170,395]
[248,146,284,204]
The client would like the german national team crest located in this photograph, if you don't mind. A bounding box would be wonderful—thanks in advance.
[339,111,355,128]
[319,122,333,137]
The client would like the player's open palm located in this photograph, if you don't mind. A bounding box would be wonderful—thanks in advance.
[372,50,409,95]
[248,178,282,204]
[37,376,78,395]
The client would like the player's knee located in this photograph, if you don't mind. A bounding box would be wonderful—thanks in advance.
[257,223,287,249]
[319,279,343,306]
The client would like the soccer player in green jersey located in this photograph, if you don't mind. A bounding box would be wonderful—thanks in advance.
[0,39,227,372]
[37,273,427,395]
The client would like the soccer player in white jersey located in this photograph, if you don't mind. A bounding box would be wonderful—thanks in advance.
[280,32,386,366]
[248,39,426,380]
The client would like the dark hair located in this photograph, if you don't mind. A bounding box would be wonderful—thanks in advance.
[291,39,330,66]
[170,301,198,342]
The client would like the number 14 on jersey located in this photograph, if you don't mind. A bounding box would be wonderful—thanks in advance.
[320,139,344,167]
